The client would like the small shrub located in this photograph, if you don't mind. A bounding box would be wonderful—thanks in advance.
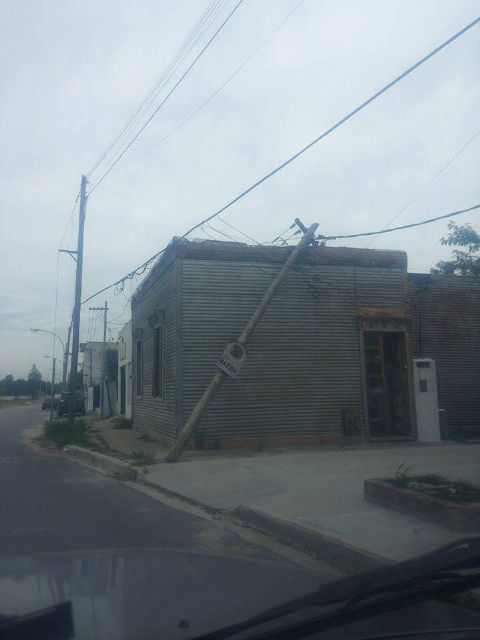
[130,450,156,466]
[44,419,90,448]
[393,462,411,487]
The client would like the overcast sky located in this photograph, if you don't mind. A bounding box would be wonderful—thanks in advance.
[0,0,479,379]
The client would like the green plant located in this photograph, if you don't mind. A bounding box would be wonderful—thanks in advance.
[129,450,156,466]
[44,419,90,448]
[393,462,412,487]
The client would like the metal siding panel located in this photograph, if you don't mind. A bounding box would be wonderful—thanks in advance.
[409,274,480,428]
[131,261,177,440]
[180,259,407,441]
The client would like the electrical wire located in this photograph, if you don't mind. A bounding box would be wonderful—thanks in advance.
[81,15,480,304]
[112,0,307,175]
[217,216,262,244]
[366,130,480,247]
[206,222,242,242]
[270,223,296,244]
[87,0,226,177]
[323,202,480,241]
[82,199,480,305]
[108,296,131,325]
[88,0,245,195]
[59,193,80,249]
[104,14,480,230]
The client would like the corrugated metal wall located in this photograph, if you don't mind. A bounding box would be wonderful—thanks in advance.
[409,274,480,428]
[180,258,407,443]
[131,260,177,440]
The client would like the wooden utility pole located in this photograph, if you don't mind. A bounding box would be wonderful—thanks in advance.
[68,175,87,422]
[89,302,108,417]
[166,220,319,463]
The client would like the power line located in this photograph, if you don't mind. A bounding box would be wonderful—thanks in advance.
[59,193,80,249]
[81,15,480,304]
[82,199,479,305]
[108,296,131,325]
[87,0,226,177]
[366,129,480,247]
[88,0,245,195]
[217,216,262,245]
[116,14,480,247]
[112,0,307,175]
[125,14,480,237]
[323,202,480,241]
[270,223,296,244]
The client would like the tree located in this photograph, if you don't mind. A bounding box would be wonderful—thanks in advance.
[1,374,14,396]
[432,222,480,276]
[27,364,42,399]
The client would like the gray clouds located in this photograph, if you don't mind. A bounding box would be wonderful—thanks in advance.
[0,0,479,377]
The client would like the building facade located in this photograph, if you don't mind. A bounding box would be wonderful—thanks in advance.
[118,320,133,419]
[409,273,480,436]
[131,239,427,448]
[82,340,119,414]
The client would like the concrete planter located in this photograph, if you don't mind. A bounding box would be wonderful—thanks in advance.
[364,478,480,532]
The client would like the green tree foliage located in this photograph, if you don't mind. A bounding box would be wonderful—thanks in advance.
[27,364,42,399]
[0,372,52,398]
[432,222,480,276]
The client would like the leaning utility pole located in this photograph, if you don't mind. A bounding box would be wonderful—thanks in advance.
[68,175,88,422]
[89,302,108,417]
[166,220,319,463]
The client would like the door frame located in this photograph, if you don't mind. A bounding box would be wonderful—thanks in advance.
[360,326,416,441]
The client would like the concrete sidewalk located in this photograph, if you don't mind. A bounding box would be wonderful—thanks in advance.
[145,442,480,563]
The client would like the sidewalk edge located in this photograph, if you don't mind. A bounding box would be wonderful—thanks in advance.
[65,445,140,480]
[232,505,393,574]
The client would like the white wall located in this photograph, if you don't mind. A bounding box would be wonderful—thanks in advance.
[118,320,132,419]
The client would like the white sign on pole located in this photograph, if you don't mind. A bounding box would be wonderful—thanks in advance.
[216,341,246,379]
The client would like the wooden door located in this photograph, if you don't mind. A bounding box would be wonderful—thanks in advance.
[364,332,411,438]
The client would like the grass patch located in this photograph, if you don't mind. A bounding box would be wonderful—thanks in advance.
[391,464,480,504]
[129,450,156,466]
[44,419,91,448]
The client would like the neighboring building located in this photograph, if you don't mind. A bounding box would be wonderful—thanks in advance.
[82,340,119,414]
[131,238,421,448]
[409,273,480,436]
[118,320,133,419]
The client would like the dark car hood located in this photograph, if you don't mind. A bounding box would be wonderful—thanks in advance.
[1,548,480,640]
[0,547,327,639]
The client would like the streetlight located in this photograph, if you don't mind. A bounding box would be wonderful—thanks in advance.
[30,328,68,391]
[30,328,64,350]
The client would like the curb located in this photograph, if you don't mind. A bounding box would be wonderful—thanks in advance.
[61,445,393,574]
[65,445,140,481]
[232,506,392,574]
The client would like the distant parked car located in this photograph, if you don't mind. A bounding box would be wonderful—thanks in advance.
[41,396,60,411]
[56,392,86,417]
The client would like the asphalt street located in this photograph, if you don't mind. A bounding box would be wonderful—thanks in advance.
[0,403,331,639]
[0,402,294,558]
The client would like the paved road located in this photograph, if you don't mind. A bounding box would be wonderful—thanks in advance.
[0,403,331,639]
[0,402,288,558]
